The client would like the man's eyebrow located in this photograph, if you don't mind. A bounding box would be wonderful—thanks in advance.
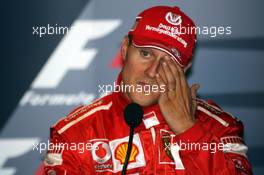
[150,48,170,58]
[138,47,169,58]
[139,47,154,55]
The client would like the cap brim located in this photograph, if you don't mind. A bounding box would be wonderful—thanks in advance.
[132,35,184,67]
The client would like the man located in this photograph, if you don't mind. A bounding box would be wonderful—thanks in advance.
[44,6,252,175]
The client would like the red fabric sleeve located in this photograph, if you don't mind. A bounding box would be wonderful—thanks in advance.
[171,120,253,175]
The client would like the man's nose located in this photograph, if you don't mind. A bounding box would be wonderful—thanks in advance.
[145,59,160,78]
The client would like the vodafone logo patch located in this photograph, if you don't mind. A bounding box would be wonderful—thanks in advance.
[92,141,111,164]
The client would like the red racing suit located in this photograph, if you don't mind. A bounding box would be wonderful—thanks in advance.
[44,88,252,175]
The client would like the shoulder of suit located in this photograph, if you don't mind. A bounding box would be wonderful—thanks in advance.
[196,98,242,127]
[51,93,114,135]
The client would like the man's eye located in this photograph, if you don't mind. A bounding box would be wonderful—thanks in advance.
[140,50,151,58]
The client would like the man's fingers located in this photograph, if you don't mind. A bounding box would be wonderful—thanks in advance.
[191,84,200,100]
[190,84,199,118]
[163,57,181,92]
[173,60,192,108]
[175,62,189,89]
[156,73,168,99]
[155,73,165,89]
[161,61,176,92]
[192,99,197,119]
[164,56,178,78]
[172,59,183,95]
[158,63,168,84]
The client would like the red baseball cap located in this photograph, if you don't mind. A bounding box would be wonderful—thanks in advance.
[128,6,196,68]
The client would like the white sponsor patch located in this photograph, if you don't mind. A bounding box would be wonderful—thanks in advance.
[221,136,248,157]
[44,153,63,166]
[143,111,160,129]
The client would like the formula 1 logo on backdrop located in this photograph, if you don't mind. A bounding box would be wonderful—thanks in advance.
[19,20,121,107]
[32,20,121,89]
[0,138,40,175]
[2,19,122,175]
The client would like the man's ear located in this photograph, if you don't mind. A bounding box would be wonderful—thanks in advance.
[121,36,129,60]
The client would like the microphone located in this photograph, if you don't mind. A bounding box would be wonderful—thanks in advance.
[122,103,143,175]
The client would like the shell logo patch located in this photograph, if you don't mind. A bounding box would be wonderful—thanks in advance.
[109,133,146,172]
[115,142,139,164]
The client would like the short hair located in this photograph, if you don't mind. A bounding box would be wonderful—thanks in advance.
[128,34,133,46]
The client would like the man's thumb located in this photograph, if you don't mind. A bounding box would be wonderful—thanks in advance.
[191,84,200,99]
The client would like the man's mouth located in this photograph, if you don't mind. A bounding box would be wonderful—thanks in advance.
[137,82,151,91]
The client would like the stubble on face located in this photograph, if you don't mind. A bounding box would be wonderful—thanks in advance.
[121,45,161,107]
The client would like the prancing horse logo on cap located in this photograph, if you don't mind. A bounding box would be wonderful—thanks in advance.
[165,12,182,26]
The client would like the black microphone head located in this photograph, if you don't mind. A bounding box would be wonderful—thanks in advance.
[124,103,143,128]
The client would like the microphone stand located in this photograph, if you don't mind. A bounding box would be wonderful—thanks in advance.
[122,126,134,175]
[122,103,143,175]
